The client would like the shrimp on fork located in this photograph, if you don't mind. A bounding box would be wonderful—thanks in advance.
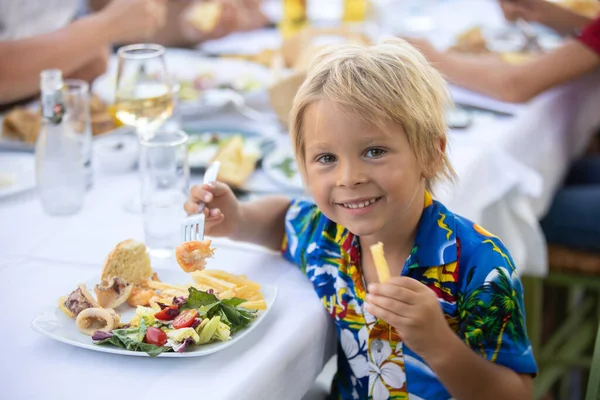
[175,240,215,273]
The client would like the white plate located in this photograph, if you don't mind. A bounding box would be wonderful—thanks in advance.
[0,153,36,198]
[92,49,272,116]
[262,145,304,192]
[31,269,278,358]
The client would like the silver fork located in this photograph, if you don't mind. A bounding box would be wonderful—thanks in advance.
[181,161,221,242]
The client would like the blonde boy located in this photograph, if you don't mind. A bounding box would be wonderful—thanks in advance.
[185,38,536,399]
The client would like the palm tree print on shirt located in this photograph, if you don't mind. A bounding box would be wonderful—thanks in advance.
[459,266,527,362]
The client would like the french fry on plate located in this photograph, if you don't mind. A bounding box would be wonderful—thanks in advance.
[190,271,237,291]
[238,300,267,311]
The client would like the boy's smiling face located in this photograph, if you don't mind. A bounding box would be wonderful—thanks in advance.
[302,100,427,238]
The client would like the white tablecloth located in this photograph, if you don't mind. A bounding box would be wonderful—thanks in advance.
[0,242,337,400]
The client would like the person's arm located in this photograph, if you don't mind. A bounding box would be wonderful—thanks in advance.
[367,276,533,400]
[0,0,166,105]
[185,182,291,251]
[499,0,591,35]
[0,16,114,104]
[65,45,110,84]
[426,333,533,400]
[406,37,600,103]
[432,238,537,400]
[533,0,592,35]
[150,0,268,47]
[234,196,291,251]
[89,0,200,47]
[366,235,537,399]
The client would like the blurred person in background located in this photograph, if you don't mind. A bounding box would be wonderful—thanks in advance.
[404,0,599,103]
[404,0,600,253]
[0,0,269,107]
[88,0,269,47]
[0,0,167,107]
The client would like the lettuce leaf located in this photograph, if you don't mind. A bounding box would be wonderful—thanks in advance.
[181,287,257,335]
[94,320,169,357]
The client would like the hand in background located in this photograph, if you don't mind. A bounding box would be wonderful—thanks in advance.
[498,0,541,22]
[180,0,269,44]
[99,0,168,43]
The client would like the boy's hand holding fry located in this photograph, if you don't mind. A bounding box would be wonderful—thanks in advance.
[365,242,454,360]
[365,277,453,360]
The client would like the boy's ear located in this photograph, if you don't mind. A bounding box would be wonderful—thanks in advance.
[423,137,446,179]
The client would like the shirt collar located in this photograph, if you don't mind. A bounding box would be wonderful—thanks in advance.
[406,191,458,269]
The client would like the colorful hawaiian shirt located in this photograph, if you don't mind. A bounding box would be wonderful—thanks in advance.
[282,192,537,400]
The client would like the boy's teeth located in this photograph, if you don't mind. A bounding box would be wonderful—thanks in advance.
[342,198,377,209]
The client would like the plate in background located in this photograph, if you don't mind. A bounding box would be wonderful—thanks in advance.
[0,152,36,198]
[261,144,304,192]
[93,49,273,117]
[186,127,275,172]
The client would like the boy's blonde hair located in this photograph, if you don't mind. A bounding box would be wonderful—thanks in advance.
[290,37,456,190]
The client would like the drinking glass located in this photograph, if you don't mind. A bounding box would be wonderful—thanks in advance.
[64,79,93,190]
[114,43,173,139]
[140,130,189,258]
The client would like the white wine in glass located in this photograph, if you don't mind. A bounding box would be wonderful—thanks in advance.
[114,43,174,213]
[115,82,173,135]
[114,44,173,139]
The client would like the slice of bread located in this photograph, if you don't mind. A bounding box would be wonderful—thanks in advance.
[212,136,259,188]
[186,1,222,32]
[100,239,153,285]
[2,107,41,144]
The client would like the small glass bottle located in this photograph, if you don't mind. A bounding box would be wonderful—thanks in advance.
[35,69,85,216]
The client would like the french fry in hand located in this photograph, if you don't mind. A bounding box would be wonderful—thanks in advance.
[370,242,391,283]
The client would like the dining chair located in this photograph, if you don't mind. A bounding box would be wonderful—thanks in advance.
[524,245,600,399]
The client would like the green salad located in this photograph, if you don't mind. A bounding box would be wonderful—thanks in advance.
[92,287,257,357]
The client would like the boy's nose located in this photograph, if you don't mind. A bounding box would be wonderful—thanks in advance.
[336,160,368,187]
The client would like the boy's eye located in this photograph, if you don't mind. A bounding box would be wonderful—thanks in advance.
[365,148,387,158]
[316,154,337,164]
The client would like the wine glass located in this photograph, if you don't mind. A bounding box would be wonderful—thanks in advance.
[113,43,174,212]
[114,43,173,139]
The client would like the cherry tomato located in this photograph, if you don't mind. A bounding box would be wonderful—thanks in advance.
[172,309,199,329]
[154,305,179,321]
[145,327,167,346]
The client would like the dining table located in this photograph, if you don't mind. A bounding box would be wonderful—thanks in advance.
[2,1,600,399]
